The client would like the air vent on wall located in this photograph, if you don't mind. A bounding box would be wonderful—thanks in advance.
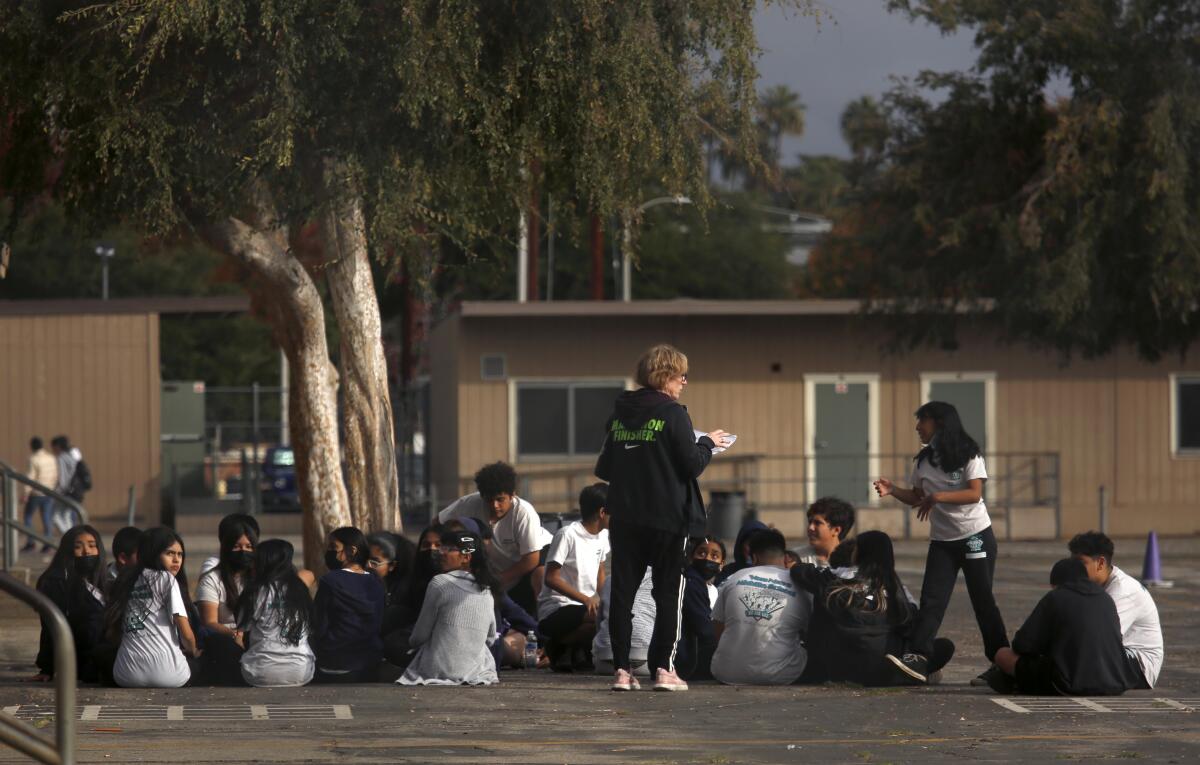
[480,354,507,381]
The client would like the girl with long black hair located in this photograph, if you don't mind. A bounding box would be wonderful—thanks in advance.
[107,527,201,688]
[235,539,315,687]
[195,517,258,684]
[28,525,108,682]
[311,526,385,683]
[874,400,1008,684]
[398,529,500,686]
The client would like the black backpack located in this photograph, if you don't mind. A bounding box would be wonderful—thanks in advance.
[69,459,92,497]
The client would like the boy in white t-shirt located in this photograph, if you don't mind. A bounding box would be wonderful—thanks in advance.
[537,483,611,672]
[1069,531,1164,689]
[874,401,1009,685]
[711,529,812,685]
[439,462,550,615]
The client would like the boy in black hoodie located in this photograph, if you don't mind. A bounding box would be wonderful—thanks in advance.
[990,558,1129,696]
[596,344,730,692]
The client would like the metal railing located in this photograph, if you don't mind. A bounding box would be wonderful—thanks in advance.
[0,571,76,765]
[0,459,89,570]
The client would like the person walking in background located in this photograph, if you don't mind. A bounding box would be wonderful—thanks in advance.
[21,436,58,552]
[50,435,87,534]
[596,343,731,692]
[874,401,1008,685]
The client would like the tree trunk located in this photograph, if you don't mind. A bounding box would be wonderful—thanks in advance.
[206,208,350,571]
[321,161,402,534]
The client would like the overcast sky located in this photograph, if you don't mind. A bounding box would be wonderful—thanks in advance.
[754,1,979,160]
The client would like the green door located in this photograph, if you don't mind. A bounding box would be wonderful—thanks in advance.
[928,380,987,454]
[813,382,870,504]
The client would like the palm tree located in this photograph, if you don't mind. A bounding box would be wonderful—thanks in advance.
[758,84,806,174]
[839,95,888,161]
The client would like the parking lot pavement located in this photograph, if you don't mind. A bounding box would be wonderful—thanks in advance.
[2,537,1198,763]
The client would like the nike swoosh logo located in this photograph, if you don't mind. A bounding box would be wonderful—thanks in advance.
[624,444,641,450]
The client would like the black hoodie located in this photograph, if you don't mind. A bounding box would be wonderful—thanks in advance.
[1012,562,1129,696]
[595,388,715,536]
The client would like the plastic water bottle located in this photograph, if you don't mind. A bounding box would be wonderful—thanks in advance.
[524,631,539,669]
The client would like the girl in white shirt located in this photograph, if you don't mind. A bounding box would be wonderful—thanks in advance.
[236,539,315,687]
[874,401,1009,685]
[108,527,201,688]
[195,518,257,685]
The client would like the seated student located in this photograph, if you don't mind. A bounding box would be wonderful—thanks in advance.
[793,531,949,686]
[438,462,552,615]
[1069,531,1164,689]
[108,527,201,688]
[382,524,444,669]
[676,537,725,681]
[714,519,768,586]
[398,529,499,686]
[537,483,611,672]
[199,513,260,579]
[312,526,386,683]
[236,539,315,688]
[105,526,142,586]
[195,517,258,685]
[792,497,855,567]
[29,525,108,683]
[593,569,655,677]
[367,531,417,634]
[989,558,1129,696]
[711,529,812,686]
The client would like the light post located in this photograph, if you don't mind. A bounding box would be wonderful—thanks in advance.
[622,195,691,302]
[94,243,115,300]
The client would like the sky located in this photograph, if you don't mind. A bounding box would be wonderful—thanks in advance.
[754,1,979,160]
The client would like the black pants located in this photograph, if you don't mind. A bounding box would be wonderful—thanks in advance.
[909,525,1009,662]
[201,633,247,686]
[608,519,688,675]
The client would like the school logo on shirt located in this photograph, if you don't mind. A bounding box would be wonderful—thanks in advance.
[948,469,963,482]
[739,590,785,621]
[966,535,983,552]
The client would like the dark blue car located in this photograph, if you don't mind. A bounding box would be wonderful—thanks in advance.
[260,446,300,512]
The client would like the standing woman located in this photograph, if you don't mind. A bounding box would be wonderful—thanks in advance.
[874,401,1009,683]
[29,525,108,682]
[236,539,315,687]
[398,529,499,686]
[108,527,201,688]
[311,526,385,683]
[596,344,730,692]
[195,518,257,684]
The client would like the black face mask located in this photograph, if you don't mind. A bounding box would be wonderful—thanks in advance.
[414,550,438,578]
[74,554,100,576]
[228,551,254,571]
[324,550,343,571]
[692,558,721,581]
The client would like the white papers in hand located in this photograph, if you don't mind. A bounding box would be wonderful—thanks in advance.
[694,430,737,454]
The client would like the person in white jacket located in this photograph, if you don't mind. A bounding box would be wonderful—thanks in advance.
[398,529,499,686]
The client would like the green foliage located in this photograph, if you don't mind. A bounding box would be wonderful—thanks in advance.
[816,0,1200,359]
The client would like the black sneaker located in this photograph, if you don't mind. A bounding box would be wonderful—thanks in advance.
[571,646,594,672]
[971,664,999,686]
[979,664,1017,694]
[886,652,928,683]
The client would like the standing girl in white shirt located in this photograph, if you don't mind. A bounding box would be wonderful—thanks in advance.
[874,401,1009,684]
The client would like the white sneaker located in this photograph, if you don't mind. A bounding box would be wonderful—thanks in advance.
[611,668,640,691]
[653,668,688,692]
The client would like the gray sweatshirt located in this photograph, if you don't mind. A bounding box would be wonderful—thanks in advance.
[397,570,498,686]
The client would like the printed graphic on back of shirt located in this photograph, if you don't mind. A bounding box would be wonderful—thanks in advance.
[739,590,785,621]
[609,418,666,444]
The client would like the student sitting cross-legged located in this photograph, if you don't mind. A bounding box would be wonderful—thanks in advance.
[235,539,316,687]
[989,558,1129,696]
[29,525,108,684]
[711,529,812,686]
[312,526,386,683]
[593,569,655,677]
[398,529,499,686]
[195,517,257,685]
[675,537,725,681]
[537,483,611,672]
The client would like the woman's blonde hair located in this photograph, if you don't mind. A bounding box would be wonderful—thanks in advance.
[635,344,688,390]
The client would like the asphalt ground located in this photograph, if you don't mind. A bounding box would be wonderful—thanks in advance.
[2,536,1198,764]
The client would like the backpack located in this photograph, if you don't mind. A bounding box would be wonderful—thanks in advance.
[69,459,92,497]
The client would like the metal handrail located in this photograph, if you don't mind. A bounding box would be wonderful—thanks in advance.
[0,572,76,765]
[0,459,88,570]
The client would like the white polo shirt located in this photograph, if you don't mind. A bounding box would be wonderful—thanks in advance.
[1105,565,1164,687]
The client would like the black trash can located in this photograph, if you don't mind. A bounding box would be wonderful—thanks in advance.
[707,491,747,542]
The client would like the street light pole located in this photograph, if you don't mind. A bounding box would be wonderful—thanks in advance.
[94,243,115,300]
[622,196,691,302]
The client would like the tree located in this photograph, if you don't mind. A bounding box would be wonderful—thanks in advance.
[758,85,807,179]
[839,95,888,162]
[1,1,801,566]
[813,0,1200,360]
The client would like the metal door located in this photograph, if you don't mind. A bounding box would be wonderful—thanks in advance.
[928,380,987,454]
[813,382,870,504]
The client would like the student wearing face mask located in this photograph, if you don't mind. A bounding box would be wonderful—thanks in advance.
[312,526,386,683]
[675,537,726,681]
[28,525,108,683]
[195,519,258,685]
[381,524,444,670]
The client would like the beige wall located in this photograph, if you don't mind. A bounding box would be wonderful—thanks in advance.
[431,311,1200,539]
[0,312,161,525]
